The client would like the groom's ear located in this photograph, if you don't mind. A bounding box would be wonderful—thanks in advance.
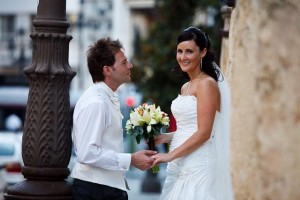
[103,65,112,76]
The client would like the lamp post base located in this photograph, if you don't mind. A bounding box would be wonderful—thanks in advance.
[4,180,73,200]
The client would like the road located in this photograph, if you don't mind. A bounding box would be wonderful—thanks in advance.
[0,167,165,200]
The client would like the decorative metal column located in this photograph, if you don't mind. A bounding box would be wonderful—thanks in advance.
[4,0,76,199]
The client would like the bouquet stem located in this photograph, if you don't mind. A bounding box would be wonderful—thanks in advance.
[148,136,155,151]
[148,136,159,173]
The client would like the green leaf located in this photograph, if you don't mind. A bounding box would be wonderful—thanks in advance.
[152,164,160,173]
[136,134,143,144]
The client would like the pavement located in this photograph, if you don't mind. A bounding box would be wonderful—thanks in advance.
[127,179,161,200]
[0,166,166,200]
[1,136,166,200]
[127,167,165,200]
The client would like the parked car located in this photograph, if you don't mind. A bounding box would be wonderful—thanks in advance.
[0,131,24,192]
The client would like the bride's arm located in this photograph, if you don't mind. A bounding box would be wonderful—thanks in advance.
[152,78,219,164]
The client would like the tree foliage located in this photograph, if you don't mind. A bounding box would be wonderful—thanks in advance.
[131,0,223,113]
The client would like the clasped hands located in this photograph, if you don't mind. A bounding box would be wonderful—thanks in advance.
[131,150,156,171]
[131,150,173,171]
[131,134,173,171]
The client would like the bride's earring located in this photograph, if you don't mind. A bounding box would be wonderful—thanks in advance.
[200,58,202,70]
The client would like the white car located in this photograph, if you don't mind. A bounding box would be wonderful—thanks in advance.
[0,132,25,192]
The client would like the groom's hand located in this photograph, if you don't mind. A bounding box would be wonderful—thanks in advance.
[131,150,157,171]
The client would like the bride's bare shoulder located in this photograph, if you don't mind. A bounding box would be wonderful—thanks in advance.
[196,76,218,88]
[181,82,190,94]
[194,76,219,98]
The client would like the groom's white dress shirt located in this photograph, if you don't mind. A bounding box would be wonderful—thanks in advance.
[71,82,131,191]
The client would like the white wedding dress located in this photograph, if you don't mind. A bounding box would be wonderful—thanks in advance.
[159,77,234,200]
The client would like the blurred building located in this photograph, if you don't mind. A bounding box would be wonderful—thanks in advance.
[0,0,155,90]
[0,0,156,134]
[0,0,79,86]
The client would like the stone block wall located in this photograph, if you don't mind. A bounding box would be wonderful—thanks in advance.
[222,1,300,199]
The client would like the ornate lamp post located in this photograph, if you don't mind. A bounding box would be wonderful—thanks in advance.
[4,0,76,199]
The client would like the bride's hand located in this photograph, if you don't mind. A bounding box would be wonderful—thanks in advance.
[151,153,173,166]
[154,135,165,146]
[144,133,172,146]
[154,133,173,145]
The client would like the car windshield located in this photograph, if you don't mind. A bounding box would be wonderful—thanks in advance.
[0,143,15,156]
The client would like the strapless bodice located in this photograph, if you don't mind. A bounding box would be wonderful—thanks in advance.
[170,94,219,150]
[171,95,198,134]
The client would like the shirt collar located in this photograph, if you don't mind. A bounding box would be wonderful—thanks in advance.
[95,82,122,117]
[95,82,118,98]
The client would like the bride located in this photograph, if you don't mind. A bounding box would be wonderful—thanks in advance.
[152,27,234,200]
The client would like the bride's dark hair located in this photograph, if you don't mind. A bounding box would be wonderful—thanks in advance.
[174,27,220,82]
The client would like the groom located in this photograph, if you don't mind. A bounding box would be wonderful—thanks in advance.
[71,38,156,200]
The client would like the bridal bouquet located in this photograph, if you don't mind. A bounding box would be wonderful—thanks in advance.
[125,103,170,173]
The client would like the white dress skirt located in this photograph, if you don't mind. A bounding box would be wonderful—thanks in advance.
[159,93,233,200]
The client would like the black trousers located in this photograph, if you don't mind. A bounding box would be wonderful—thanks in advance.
[73,179,128,200]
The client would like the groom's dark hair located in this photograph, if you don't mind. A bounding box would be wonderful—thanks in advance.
[87,38,123,83]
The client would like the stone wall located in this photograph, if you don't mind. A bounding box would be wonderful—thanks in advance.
[222,1,300,199]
